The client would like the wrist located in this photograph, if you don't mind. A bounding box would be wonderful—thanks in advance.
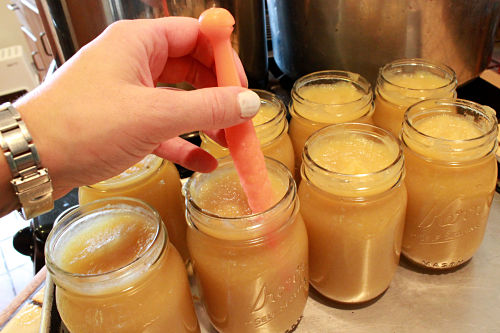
[0,102,54,219]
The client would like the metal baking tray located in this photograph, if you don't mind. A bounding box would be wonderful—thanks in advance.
[41,193,500,332]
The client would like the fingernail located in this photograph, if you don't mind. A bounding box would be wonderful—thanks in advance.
[237,90,261,118]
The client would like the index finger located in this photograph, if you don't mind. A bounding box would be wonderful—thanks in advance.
[142,17,248,87]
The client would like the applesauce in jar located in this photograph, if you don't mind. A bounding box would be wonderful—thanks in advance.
[185,158,308,333]
[78,155,189,261]
[401,99,498,269]
[373,58,457,136]
[45,197,199,333]
[200,89,295,176]
[299,123,406,303]
[289,70,374,178]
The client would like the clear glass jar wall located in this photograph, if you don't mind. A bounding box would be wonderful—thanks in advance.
[401,98,498,269]
[373,58,457,136]
[185,158,309,333]
[45,197,199,332]
[289,70,374,178]
[78,155,189,261]
[299,123,407,302]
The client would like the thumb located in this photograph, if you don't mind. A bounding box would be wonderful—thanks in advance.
[142,87,261,139]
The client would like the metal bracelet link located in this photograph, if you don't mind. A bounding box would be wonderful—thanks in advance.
[0,102,53,219]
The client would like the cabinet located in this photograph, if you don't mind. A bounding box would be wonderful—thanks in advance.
[7,0,54,81]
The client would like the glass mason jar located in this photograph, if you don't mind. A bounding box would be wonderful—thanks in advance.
[78,155,189,261]
[289,70,374,178]
[200,89,295,176]
[401,99,498,269]
[299,123,407,303]
[45,197,199,333]
[185,158,309,333]
[373,58,458,136]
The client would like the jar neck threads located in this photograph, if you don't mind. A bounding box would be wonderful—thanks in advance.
[86,155,165,191]
[290,70,373,124]
[302,123,405,198]
[401,99,498,164]
[45,197,167,294]
[185,158,298,243]
[376,58,457,106]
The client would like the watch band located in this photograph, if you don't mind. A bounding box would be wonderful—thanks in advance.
[0,102,53,219]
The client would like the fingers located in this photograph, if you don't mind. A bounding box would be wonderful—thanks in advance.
[157,51,248,89]
[92,17,248,89]
[133,17,202,58]
[203,129,227,147]
[136,17,247,88]
[142,87,261,141]
[153,137,218,173]
[160,19,247,87]
[157,56,217,88]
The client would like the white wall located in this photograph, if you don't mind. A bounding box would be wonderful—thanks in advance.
[0,1,29,52]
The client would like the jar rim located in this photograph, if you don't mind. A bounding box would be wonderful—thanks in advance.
[401,98,498,163]
[45,197,164,280]
[301,123,405,197]
[85,155,165,191]
[291,70,373,107]
[378,58,458,91]
[303,123,404,177]
[252,89,287,120]
[403,98,498,143]
[288,100,375,126]
[185,157,297,241]
[186,157,294,220]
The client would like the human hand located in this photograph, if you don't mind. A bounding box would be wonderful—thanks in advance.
[12,17,261,200]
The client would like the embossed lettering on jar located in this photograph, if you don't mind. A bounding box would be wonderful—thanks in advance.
[200,89,295,176]
[401,99,498,269]
[78,155,189,261]
[185,158,309,333]
[45,198,199,333]
[299,123,407,303]
[289,70,374,178]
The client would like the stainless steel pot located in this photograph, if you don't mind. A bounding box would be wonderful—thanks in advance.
[267,0,500,85]
[38,0,268,87]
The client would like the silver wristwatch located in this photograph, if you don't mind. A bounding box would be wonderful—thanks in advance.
[0,102,53,219]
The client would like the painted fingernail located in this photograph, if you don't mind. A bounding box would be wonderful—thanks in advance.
[237,90,261,118]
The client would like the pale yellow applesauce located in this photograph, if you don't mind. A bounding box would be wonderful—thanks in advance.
[414,114,482,139]
[310,133,396,173]
[373,59,457,136]
[52,206,199,332]
[402,108,497,269]
[79,155,189,261]
[186,160,309,332]
[289,74,374,179]
[299,124,406,302]
[56,213,156,274]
